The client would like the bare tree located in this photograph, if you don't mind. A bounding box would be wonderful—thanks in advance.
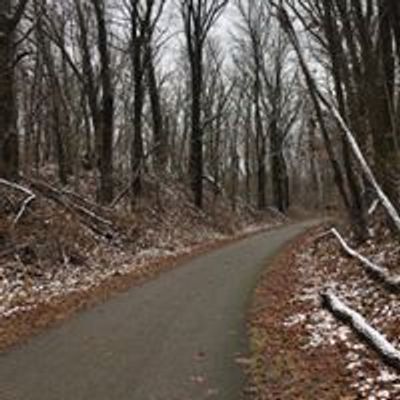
[34,0,70,184]
[180,0,228,208]
[234,0,271,210]
[90,0,115,204]
[126,0,167,203]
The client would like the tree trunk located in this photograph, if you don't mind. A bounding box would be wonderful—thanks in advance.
[321,0,368,238]
[0,3,19,180]
[189,52,203,209]
[35,10,69,185]
[256,137,266,210]
[244,102,252,204]
[270,119,289,213]
[146,46,166,173]
[255,95,266,209]
[308,117,323,209]
[92,0,114,205]
[278,8,352,213]
[370,0,400,213]
[132,52,145,202]
[130,4,146,205]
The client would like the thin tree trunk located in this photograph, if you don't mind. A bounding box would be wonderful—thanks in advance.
[0,2,19,180]
[146,46,166,173]
[189,51,204,208]
[92,0,114,205]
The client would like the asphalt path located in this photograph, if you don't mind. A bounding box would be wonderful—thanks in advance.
[0,221,318,400]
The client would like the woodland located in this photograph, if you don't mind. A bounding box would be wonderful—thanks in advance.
[0,0,335,214]
[1,0,400,398]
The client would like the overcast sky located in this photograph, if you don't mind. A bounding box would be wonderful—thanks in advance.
[160,1,240,70]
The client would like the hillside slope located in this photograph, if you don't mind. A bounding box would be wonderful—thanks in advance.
[0,173,282,350]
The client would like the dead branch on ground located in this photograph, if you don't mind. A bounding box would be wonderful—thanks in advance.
[0,178,36,225]
[331,228,400,292]
[322,290,400,371]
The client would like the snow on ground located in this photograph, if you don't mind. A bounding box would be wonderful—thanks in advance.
[0,219,276,322]
[0,174,282,336]
[0,239,201,319]
[283,227,400,399]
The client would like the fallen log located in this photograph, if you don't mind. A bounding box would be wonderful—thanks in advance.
[331,228,400,292]
[321,290,400,371]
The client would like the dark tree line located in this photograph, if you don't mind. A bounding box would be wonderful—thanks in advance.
[1,0,398,227]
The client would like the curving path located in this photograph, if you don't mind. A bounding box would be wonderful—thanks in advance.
[0,221,318,400]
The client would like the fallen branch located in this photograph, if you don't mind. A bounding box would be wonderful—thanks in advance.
[368,199,380,216]
[110,167,144,208]
[111,184,130,208]
[328,108,400,233]
[30,179,112,225]
[25,178,116,239]
[331,228,400,291]
[0,179,36,225]
[13,193,36,226]
[321,290,400,371]
[61,189,112,213]
[0,178,34,197]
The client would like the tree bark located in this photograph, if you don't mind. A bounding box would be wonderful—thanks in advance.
[0,0,22,180]
[189,49,204,209]
[91,0,114,205]
[146,45,166,173]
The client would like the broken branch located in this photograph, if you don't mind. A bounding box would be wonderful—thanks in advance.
[331,228,400,292]
[13,193,36,226]
[321,290,400,371]
[0,178,36,225]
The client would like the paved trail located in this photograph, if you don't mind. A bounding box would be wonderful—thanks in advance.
[0,221,318,400]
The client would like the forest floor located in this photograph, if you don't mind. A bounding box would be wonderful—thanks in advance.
[246,211,400,400]
[0,170,285,352]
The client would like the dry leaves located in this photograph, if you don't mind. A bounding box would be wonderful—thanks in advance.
[246,216,400,400]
